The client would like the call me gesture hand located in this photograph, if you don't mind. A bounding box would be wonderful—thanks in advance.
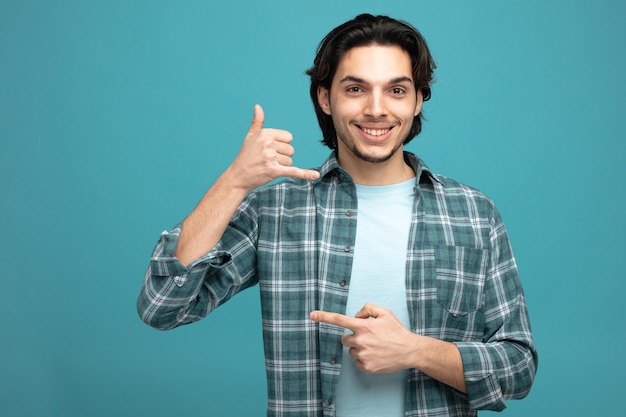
[228,104,320,192]
[310,303,468,393]
[174,105,319,266]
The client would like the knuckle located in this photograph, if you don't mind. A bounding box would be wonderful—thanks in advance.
[360,361,373,373]
[266,165,281,178]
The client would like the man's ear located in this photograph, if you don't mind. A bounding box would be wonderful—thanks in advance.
[414,90,424,117]
[317,87,331,115]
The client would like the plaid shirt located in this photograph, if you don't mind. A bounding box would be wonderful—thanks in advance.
[138,152,537,417]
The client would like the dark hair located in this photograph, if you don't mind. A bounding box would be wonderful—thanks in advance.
[306,14,436,149]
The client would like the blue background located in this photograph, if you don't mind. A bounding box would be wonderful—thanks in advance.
[2,1,624,416]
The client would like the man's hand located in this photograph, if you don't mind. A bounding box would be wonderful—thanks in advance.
[228,104,320,193]
[310,302,467,392]
[310,303,417,374]
[174,104,319,266]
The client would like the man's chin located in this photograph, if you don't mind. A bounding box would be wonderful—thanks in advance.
[337,134,404,164]
[351,146,401,164]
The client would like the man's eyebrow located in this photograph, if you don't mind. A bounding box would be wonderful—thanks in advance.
[338,75,414,85]
[389,76,414,84]
[339,75,366,84]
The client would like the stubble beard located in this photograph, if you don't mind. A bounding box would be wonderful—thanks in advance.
[336,128,406,164]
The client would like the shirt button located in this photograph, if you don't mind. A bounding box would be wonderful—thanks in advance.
[343,245,351,252]
[339,280,346,287]
[330,357,337,364]
[325,399,332,407]
[345,209,353,217]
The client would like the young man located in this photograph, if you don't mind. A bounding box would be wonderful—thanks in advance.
[138,14,537,417]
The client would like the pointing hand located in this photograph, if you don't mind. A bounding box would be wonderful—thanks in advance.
[310,303,417,374]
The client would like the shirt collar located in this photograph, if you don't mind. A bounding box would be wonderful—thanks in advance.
[315,151,443,187]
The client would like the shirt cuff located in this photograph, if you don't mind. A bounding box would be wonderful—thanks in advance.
[149,227,233,278]
[455,342,506,412]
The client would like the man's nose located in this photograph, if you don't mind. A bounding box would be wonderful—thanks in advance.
[364,90,386,118]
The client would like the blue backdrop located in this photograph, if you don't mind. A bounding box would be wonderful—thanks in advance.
[2,1,624,416]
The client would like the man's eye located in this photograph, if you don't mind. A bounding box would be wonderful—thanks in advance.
[391,87,406,95]
[346,86,362,93]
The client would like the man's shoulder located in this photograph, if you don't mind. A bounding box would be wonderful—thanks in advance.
[431,172,485,195]
[408,152,490,201]
[423,171,497,213]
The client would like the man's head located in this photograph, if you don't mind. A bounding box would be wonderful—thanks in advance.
[306,14,436,150]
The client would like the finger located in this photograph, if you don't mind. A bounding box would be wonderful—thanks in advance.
[268,161,320,180]
[262,128,293,144]
[341,333,357,348]
[275,154,294,168]
[348,346,358,359]
[274,142,296,158]
[279,166,320,181]
[354,302,385,319]
[310,310,361,331]
[247,104,265,137]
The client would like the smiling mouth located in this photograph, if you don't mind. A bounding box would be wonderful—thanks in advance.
[358,126,393,137]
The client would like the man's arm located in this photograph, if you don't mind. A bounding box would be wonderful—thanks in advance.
[311,208,537,410]
[174,104,319,266]
[137,105,319,329]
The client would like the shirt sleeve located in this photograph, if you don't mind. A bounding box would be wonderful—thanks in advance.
[136,195,260,330]
[455,208,538,411]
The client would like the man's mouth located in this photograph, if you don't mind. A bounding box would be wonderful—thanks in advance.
[358,126,393,137]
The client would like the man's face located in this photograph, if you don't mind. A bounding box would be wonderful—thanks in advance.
[318,44,423,166]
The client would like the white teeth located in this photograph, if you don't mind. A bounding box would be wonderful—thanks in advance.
[362,127,390,136]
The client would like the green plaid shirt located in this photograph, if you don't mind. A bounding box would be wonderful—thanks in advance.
[138,152,537,417]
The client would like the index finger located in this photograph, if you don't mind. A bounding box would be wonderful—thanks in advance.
[261,127,294,143]
[310,310,361,331]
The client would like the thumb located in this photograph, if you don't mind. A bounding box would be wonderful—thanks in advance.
[355,302,384,319]
[248,104,265,137]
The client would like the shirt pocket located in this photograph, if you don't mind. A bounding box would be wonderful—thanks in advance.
[435,245,489,316]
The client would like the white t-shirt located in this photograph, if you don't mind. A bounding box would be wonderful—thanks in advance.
[334,178,415,417]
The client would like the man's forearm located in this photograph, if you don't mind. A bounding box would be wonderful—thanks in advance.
[174,168,250,266]
[410,335,467,394]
